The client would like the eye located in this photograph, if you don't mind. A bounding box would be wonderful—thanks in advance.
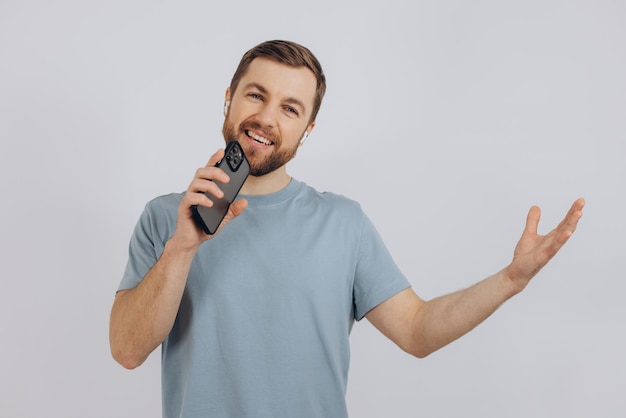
[247,92,263,100]
[284,106,299,117]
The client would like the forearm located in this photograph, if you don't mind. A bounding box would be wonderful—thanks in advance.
[369,199,584,358]
[109,238,198,369]
[409,268,521,357]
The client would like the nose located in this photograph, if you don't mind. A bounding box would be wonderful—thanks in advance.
[256,102,278,127]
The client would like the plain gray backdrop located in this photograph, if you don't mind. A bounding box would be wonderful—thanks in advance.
[1,0,624,417]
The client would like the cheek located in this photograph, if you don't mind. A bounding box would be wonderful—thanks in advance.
[281,123,307,142]
[222,116,239,141]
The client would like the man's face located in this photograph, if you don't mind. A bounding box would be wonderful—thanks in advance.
[222,57,317,177]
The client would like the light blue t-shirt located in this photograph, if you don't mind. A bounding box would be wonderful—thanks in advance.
[119,179,410,418]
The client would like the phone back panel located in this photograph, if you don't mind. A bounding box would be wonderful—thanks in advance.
[192,141,250,234]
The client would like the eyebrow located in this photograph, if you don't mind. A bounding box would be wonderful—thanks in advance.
[243,82,308,115]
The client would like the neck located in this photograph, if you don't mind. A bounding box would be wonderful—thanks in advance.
[240,166,291,195]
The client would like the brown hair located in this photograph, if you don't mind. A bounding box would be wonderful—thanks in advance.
[229,40,326,123]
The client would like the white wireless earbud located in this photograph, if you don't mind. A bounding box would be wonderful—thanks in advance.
[223,101,230,116]
[300,132,309,145]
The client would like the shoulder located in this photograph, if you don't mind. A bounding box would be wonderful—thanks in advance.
[143,192,183,215]
[297,182,364,215]
[292,183,370,233]
[297,181,361,209]
[136,192,183,235]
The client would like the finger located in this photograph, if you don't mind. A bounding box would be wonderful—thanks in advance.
[181,184,218,208]
[523,205,541,236]
[554,198,585,232]
[228,198,248,218]
[191,149,230,184]
[216,198,248,233]
[196,149,230,184]
[555,198,585,243]
[207,148,225,167]
[193,165,230,188]
[575,197,586,209]
[569,197,586,224]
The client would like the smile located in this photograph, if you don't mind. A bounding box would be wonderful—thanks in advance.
[245,130,274,145]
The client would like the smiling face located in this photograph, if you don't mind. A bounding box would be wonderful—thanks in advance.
[222,57,317,177]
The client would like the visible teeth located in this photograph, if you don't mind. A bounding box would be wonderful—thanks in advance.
[246,130,273,145]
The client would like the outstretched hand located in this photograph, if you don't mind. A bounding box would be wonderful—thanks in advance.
[505,198,585,292]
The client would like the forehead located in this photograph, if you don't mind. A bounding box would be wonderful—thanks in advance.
[237,58,317,104]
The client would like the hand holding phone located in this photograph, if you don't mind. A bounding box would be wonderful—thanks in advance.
[191,141,250,235]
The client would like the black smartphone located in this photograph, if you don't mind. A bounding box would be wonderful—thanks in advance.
[191,141,250,235]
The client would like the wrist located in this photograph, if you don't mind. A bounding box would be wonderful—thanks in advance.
[164,234,201,259]
[498,266,527,298]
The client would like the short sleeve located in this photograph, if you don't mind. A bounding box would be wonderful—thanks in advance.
[352,214,411,320]
[117,194,180,292]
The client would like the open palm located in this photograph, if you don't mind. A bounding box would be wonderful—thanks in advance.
[507,198,585,290]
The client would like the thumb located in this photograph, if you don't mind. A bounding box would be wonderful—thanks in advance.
[221,198,248,226]
[229,198,248,218]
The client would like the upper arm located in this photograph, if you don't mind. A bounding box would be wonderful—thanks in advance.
[365,287,426,357]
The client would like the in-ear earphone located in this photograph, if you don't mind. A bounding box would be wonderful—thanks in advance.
[300,132,309,146]
[223,101,230,116]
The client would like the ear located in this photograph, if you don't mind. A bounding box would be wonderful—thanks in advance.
[223,88,232,116]
[300,122,316,146]
[305,121,316,136]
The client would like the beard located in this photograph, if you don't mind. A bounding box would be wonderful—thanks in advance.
[222,117,300,177]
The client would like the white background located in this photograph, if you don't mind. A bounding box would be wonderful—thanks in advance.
[1,1,624,417]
